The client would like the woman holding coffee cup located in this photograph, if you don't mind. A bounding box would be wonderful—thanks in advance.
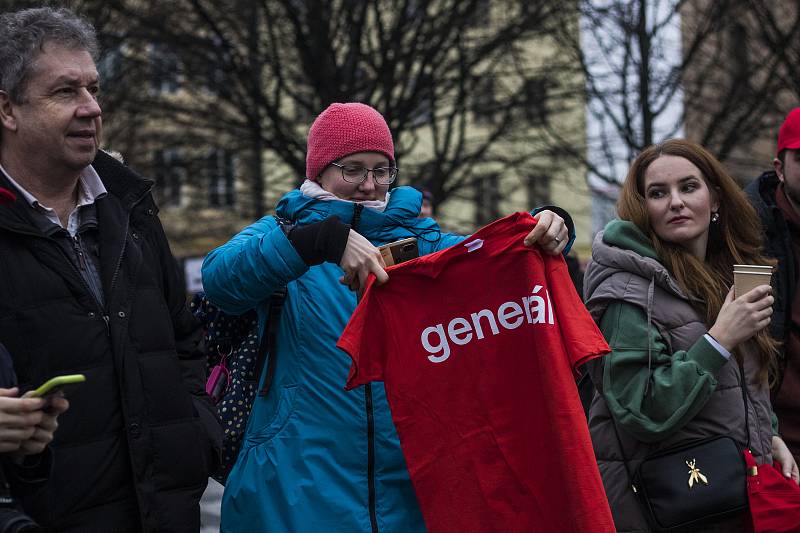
[583,139,798,532]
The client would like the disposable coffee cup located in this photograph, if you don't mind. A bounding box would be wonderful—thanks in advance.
[733,264,774,275]
[733,264,773,298]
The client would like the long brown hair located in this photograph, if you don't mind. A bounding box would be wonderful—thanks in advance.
[617,139,778,384]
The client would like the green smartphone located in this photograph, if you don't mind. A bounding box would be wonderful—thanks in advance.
[28,374,86,398]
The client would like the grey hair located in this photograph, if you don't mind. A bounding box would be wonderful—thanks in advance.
[0,7,98,104]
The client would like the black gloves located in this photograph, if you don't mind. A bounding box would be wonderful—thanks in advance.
[287,216,351,266]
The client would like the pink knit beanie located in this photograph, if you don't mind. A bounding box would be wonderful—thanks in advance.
[306,103,395,180]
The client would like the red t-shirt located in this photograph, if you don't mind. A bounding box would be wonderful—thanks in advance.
[338,212,614,533]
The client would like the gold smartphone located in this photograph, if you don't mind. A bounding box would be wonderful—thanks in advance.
[379,237,419,267]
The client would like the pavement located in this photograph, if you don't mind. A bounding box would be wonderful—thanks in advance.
[200,478,224,532]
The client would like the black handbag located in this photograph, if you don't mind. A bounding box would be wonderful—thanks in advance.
[632,435,748,531]
[612,361,751,532]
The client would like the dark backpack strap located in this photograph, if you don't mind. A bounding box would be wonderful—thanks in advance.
[257,287,287,397]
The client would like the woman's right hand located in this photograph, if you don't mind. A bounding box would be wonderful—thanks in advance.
[708,285,774,352]
[0,387,45,453]
[338,230,389,294]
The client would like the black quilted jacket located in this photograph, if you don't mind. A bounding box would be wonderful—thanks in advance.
[0,151,221,532]
[745,171,794,358]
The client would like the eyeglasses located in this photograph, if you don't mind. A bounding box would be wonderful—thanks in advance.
[329,162,399,185]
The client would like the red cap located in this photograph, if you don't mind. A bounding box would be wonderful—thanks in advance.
[777,108,800,156]
[0,187,15,204]
[306,103,394,180]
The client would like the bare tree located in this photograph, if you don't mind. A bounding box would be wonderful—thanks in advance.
[747,0,800,98]
[548,0,796,190]
[85,0,577,217]
[682,0,800,172]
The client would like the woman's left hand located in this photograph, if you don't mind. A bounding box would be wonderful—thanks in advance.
[772,435,800,484]
[524,210,568,255]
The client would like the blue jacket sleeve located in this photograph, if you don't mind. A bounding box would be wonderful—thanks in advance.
[202,216,309,314]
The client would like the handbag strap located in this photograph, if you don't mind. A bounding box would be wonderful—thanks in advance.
[608,349,752,493]
[738,358,751,451]
[609,407,638,492]
[257,287,287,397]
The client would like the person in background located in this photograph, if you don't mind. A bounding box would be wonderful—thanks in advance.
[0,8,220,531]
[203,102,574,532]
[746,107,800,464]
[584,139,797,532]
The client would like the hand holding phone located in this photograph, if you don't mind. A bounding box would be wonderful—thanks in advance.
[0,388,45,453]
[339,230,390,293]
[1,375,80,455]
[15,391,70,455]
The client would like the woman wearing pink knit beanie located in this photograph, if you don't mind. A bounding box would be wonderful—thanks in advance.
[203,102,575,532]
[305,102,395,183]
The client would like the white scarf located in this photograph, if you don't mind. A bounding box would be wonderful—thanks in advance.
[300,179,388,212]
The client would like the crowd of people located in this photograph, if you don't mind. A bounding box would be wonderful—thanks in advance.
[0,5,799,533]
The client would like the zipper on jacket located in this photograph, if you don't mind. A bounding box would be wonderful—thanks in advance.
[351,203,364,232]
[55,243,109,336]
[107,216,130,301]
[71,234,104,307]
[350,203,377,532]
[365,382,378,533]
[72,236,88,272]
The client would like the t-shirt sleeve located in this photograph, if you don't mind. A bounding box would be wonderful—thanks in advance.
[338,279,391,390]
[547,258,610,372]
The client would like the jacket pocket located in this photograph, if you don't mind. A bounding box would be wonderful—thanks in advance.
[243,385,298,448]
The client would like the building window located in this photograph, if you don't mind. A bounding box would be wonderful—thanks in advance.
[475,174,500,225]
[150,42,180,94]
[468,0,492,27]
[527,174,550,207]
[409,73,434,127]
[153,149,184,207]
[411,96,433,127]
[473,76,498,124]
[523,78,548,125]
[208,149,235,207]
[204,37,232,98]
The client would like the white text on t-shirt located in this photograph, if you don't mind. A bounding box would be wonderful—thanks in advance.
[420,285,554,363]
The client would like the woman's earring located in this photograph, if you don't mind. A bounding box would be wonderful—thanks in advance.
[711,211,720,223]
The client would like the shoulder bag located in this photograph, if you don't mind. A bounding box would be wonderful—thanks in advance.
[612,361,750,531]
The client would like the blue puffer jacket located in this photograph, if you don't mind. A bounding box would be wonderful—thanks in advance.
[202,187,464,532]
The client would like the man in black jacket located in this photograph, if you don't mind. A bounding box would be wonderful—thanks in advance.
[746,107,800,468]
[0,7,221,531]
